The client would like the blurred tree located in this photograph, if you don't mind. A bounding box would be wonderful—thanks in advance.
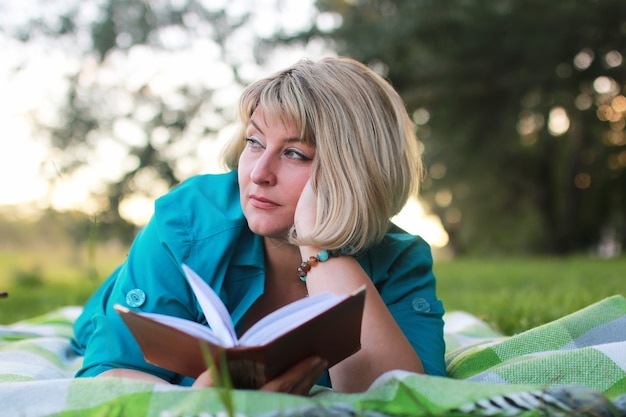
[292,0,626,255]
[6,0,624,255]
[2,0,322,242]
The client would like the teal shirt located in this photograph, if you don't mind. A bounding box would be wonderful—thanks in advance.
[72,171,446,386]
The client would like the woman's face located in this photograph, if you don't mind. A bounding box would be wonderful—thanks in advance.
[238,107,315,240]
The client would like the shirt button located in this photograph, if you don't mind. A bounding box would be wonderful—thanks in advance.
[126,289,146,307]
[412,297,431,312]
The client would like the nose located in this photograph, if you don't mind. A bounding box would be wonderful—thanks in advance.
[250,152,277,186]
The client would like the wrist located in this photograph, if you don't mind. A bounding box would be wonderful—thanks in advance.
[297,247,350,282]
[298,245,322,259]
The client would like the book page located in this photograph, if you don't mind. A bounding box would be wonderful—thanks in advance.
[182,264,238,347]
[138,311,223,345]
[239,292,347,346]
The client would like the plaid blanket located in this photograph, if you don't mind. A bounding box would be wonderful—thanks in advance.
[1,296,625,417]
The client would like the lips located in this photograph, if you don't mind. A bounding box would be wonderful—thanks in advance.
[249,194,280,209]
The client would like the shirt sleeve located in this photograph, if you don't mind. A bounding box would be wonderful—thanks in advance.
[73,209,200,384]
[73,173,248,385]
[364,229,447,377]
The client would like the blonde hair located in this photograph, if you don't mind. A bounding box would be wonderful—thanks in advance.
[222,56,423,253]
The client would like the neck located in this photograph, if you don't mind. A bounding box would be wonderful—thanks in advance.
[263,237,302,284]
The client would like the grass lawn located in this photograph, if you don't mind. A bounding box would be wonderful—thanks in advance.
[434,255,625,335]
[1,244,624,336]
[0,244,127,324]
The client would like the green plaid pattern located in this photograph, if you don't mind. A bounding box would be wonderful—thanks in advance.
[2,297,625,416]
[446,295,626,397]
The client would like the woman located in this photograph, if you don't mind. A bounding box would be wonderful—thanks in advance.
[72,56,446,394]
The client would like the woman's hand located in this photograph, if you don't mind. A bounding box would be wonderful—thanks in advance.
[293,181,318,238]
[192,355,328,395]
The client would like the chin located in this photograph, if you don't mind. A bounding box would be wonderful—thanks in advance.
[244,210,292,237]
[245,219,285,237]
[249,224,291,241]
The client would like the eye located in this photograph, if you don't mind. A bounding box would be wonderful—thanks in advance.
[284,148,312,161]
[245,137,264,150]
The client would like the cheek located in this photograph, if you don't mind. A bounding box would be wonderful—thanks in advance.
[287,169,312,201]
[237,153,252,183]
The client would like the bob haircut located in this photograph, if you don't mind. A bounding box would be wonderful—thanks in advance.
[222,56,423,253]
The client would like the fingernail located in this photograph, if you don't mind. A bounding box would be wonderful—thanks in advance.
[311,357,327,369]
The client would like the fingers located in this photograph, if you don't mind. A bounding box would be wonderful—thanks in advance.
[193,356,328,395]
[294,181,318,237]
[192,368,214,387]
[260,356,328,395]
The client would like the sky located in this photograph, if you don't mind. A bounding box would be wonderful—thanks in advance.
[0,0,321,208]
[0,60,50,206]
[0,0,449,248]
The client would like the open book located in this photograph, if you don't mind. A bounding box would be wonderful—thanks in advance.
[115,264,366,388]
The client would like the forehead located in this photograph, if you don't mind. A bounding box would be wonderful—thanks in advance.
[247,106,299,134]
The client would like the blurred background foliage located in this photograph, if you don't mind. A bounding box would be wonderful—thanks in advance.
[1,0,625,257]
[295,0,626,256]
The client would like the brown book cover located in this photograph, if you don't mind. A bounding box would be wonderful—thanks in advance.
[115,282,365,389]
